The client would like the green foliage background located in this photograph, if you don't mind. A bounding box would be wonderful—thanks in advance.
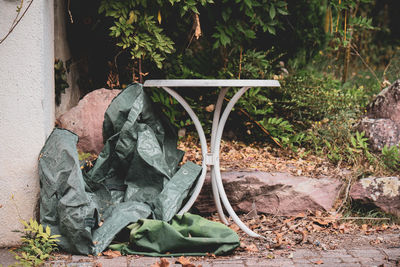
[67,0,400,174]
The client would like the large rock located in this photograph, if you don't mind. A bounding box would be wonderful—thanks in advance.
[358,79,400,151]
[350,177,400,217]
[357,118,400,151]
[193,171,342,216]
[57,88,121,154]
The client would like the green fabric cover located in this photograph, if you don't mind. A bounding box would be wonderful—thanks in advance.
[39,84,203,255]
[109,213,240,256]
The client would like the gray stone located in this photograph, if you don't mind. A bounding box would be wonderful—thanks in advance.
[367,79,400,124]
[357,118,400,151]
[357,79,400,151]
[57,88,121,154]
[194,172,342,216]
[350,177,400,217]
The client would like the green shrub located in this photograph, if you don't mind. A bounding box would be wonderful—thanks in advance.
[11,219,60,267]
[381,144,400,171]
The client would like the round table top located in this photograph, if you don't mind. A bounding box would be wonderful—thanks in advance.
[143,79,280,88]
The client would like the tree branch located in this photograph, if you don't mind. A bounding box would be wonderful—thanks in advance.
[0,0,34,45]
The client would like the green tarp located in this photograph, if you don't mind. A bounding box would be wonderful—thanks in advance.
[110,213,240,256]
[38,83,239,256]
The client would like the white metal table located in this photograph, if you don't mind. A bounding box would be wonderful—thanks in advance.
[143,79,280,237]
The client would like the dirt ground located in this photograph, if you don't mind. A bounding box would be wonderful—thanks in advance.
[229,213,400,258]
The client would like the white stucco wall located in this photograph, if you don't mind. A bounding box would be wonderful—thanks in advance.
[0,0,54,246]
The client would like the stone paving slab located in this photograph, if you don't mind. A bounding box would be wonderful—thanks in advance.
[1,247,399,267]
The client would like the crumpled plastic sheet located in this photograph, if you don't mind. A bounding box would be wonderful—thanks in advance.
[39,83,202,255]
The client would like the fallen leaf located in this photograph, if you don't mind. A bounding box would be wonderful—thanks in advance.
[206,253,216,258]
[151,258,170,267]
[266,253,275,259]
[177,256,196,267]
[193,13,202,39]
[274,232,284,248]
[283,217,294,224]
[245,243,259,252]
[295,212,306,218]
[295,229,308,243]
[102,249,121,259]
[361,224,368,232]
[229,224,240,232]
[205,104,215,112]
[312,217,331,226]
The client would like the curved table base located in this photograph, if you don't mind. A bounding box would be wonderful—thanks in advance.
[160,86,262,238]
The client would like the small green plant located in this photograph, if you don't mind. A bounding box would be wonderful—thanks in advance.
[349,131,369,153]
[11,219,60,267]
[54,59,69,106]
[260,117,295,147]
[381,144,400,171]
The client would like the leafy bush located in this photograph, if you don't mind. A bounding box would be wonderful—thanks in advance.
[278,71,370,124]
[381,144,400,171]
[11,219,60,266]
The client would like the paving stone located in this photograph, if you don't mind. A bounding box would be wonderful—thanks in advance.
[3,247,399,267]
[129,257,164,266]
[348,249,385,259]
[71,255,93,262]
[382,248,400,260]
[256,259,295,266]
[292,258,311,264]
[211,263,243,267]
[211,260,244,264]
[341,256,360,263]
[192,261,213,267]
[319,264,344,267]
[358,257,385,266]
[319,249,349,257]
[309,257,342,264]
[244,258,265,265]
[293,249,321,258]
[45,260,73,267]
[94,256,128,267]
[66,262,94,267]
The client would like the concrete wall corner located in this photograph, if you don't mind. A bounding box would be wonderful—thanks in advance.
[0,0,55,247]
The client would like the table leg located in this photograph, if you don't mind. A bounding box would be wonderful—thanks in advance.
[160,87,209,215]
[210,87,229,224]
[212,86,262,238]
[160,85,262,237]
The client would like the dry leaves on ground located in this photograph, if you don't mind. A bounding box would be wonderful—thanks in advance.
[178,137,343,178]
[209,210,400,258]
